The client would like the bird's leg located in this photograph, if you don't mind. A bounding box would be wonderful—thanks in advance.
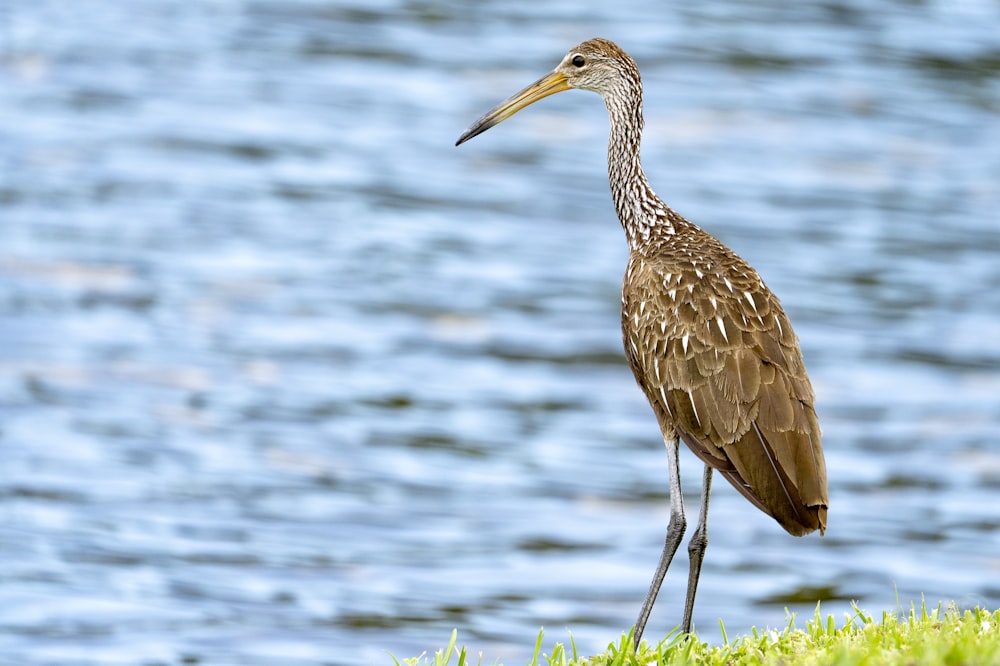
[680,464,713,634]
[633,437,686,649]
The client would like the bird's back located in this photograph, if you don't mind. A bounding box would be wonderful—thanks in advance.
[622,217,828,536]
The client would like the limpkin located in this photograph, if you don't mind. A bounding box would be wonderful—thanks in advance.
[456,38,828,647]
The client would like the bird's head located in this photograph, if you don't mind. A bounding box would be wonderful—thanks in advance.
[456,38,640,146]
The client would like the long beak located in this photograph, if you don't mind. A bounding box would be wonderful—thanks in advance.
[456,71,571,146]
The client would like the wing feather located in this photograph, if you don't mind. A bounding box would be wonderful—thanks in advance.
[623,256,828,536]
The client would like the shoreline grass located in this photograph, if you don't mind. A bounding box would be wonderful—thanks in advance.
[394,602,1000,665]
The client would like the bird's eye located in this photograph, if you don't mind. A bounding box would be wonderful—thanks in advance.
[572,54,585,67]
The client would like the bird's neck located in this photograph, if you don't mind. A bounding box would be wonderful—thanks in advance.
[603,88,677,251]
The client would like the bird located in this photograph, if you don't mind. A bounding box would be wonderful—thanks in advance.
[456,38,828,648]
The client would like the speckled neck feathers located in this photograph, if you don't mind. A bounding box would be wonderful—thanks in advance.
[598,53,682,251]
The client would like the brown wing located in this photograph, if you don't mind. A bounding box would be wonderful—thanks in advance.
[623,255,828,536]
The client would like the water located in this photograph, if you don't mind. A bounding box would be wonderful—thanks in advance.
[1,0,999,664]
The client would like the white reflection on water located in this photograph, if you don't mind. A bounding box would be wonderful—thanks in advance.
[1,0,999,664]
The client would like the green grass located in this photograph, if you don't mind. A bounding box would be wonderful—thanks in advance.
[393,602,1000,665]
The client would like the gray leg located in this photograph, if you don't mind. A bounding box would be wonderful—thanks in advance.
[680,464,713,633]
[633,437,686,649]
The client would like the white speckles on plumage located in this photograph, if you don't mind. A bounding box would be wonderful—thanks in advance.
[716,316,728,342]
[688,390,701,427]
[659,385,673,418]
[590,33,826,542]
[456,37,827,646]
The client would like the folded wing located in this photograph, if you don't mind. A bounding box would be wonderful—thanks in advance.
[624,257,828,536]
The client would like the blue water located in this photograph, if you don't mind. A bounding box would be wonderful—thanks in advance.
[2,1,999,664]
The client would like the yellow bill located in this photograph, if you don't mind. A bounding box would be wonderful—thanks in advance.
[456,71,571,146]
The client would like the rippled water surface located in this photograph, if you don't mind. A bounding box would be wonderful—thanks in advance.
[2,1,999,664]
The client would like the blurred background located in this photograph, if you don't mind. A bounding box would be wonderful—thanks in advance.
[1,0,999,664]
